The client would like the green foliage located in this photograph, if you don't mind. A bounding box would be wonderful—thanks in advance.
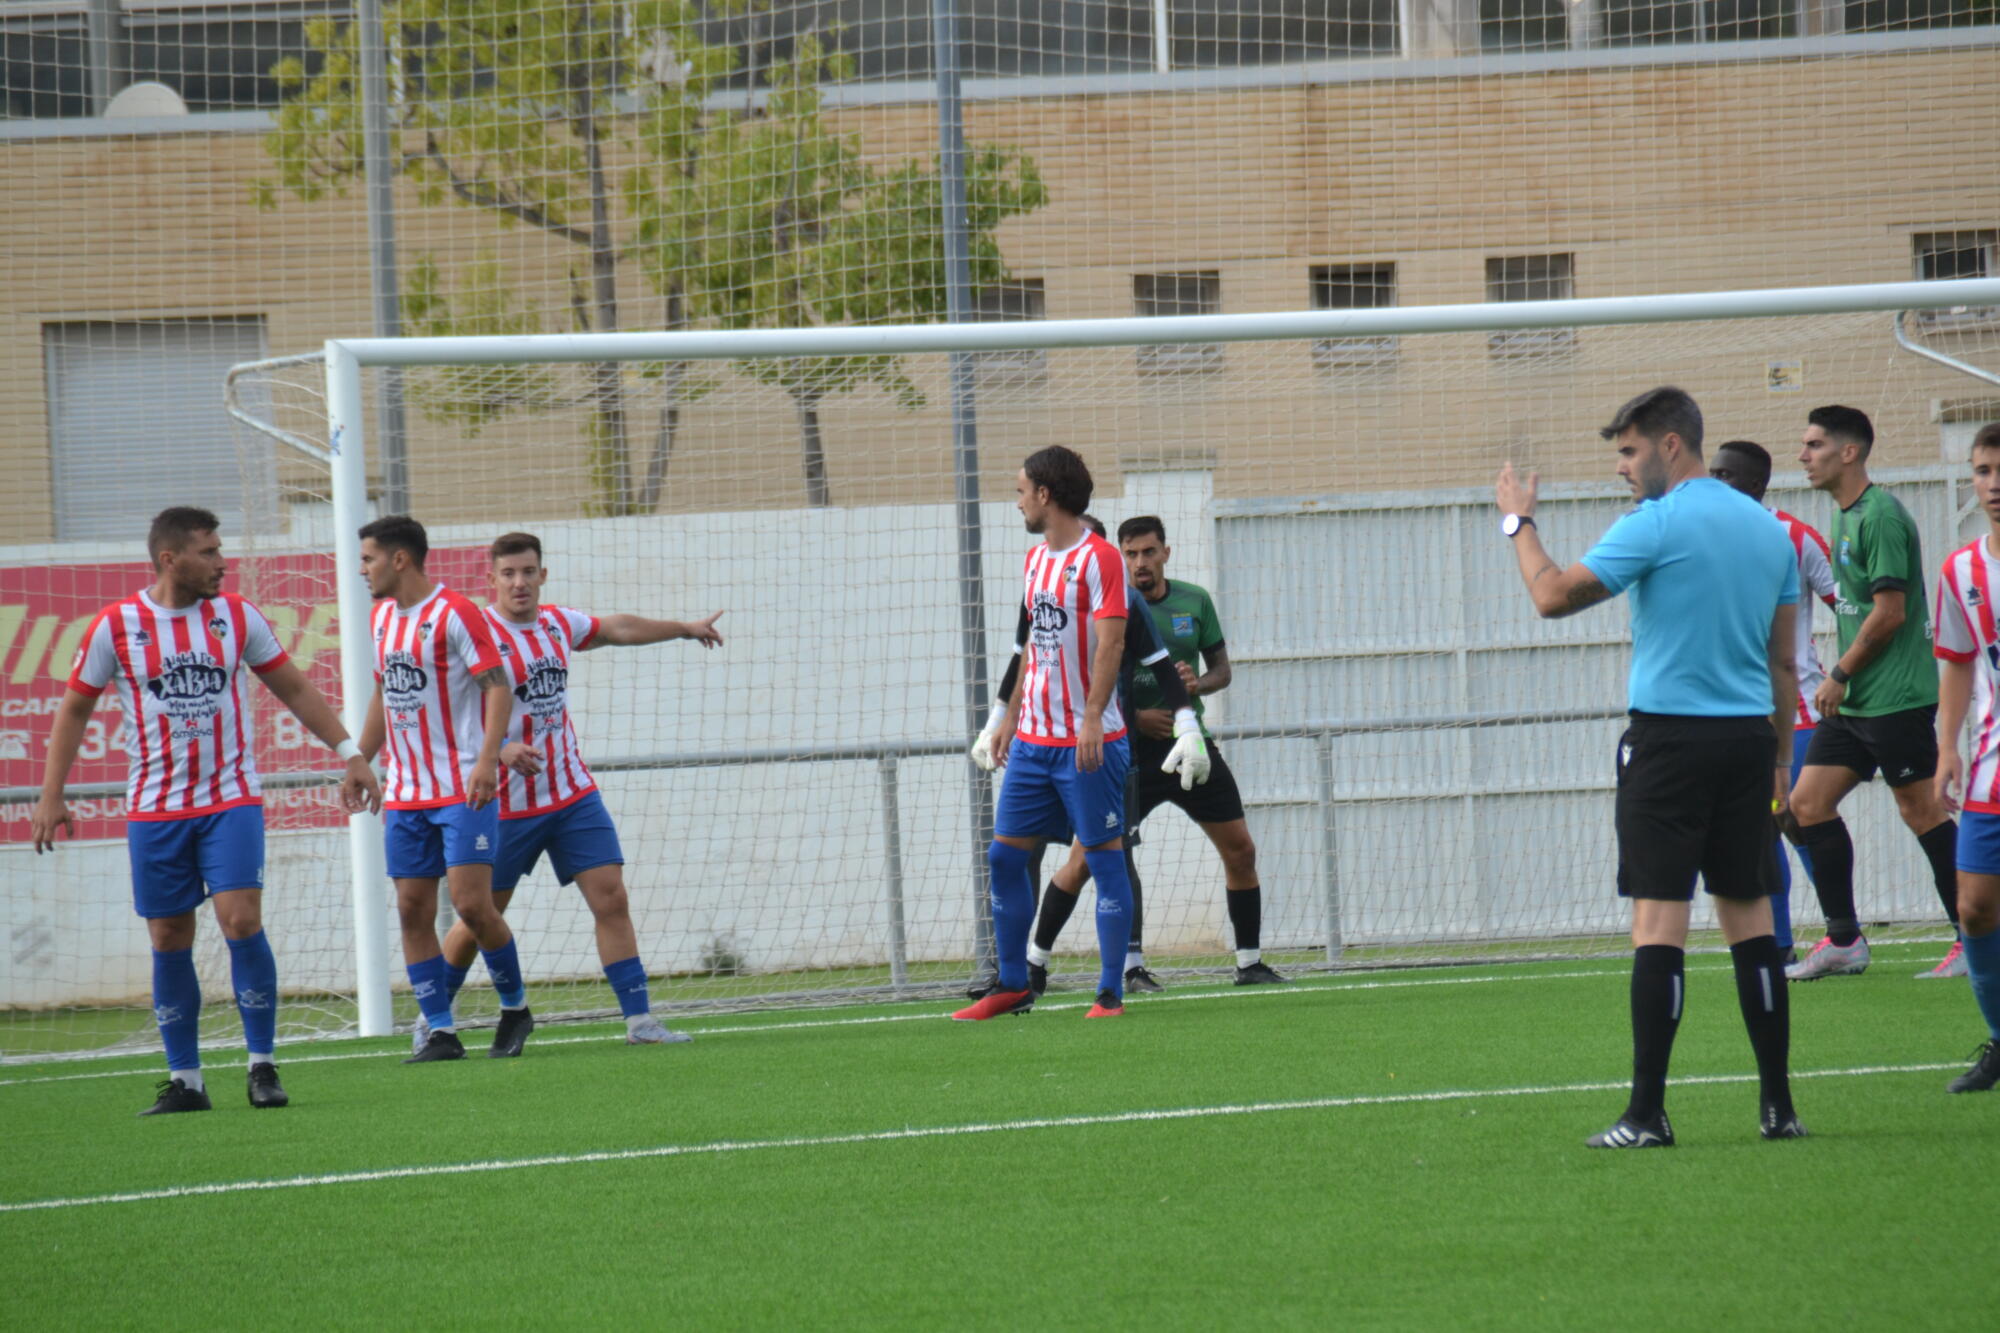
[257,4,1048,509]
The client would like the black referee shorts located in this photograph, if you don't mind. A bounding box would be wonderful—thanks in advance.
[1615,712,1776,902]
[1802,704,1939,788]
[1129,733,1248,830]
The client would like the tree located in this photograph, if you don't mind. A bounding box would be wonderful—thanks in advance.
[260,6,1046,511]
[635,35,1046,505]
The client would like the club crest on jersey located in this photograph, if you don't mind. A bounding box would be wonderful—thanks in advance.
[1172,614,1194,637]
[1838,537,1852,566]
[417,620,434,636]
[1064,565,1079,583]
[207,617,229,638]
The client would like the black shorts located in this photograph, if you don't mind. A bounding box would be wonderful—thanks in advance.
[1615,712,1776,902]
[1130,733,1248,829]
[1802,705,1939,787]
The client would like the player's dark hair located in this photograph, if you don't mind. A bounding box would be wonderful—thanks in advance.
[490,531,543,564]
[1599,386,1704,456]
[1021,446,1093,516]
[147,506,219,563]
[359,515,429,568]
[1079,514,1106,538]
[1716,440,1773,495]
[1808,404,1875,456]
[1972,421,2000,456]
[1118,515,1168,546]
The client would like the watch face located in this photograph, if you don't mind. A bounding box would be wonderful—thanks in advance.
[1502,513,1521,537]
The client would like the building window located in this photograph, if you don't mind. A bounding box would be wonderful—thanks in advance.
[1310,263,1398,375]
[1480,0,1569,52]
[1134,271,1223,376]
[1486,253,1576,361]
[2,19,91,119]
[1913,230,1998,330]
[44,318,274,540]
[967,280,1048,389]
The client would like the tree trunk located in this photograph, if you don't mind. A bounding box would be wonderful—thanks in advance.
[639,289,687,513]
[580,96,630,514]
[796,393,830,507]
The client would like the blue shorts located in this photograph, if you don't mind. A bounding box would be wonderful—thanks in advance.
[1957,810,2000,877]
[493,790,624,892]
[384,802,501,880]
[127,804,265,919]
[995,735,1130,848]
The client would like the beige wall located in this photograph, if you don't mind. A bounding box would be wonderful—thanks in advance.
[2,47,1997,540]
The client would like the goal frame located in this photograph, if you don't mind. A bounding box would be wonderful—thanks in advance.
[286,277,2000,1036]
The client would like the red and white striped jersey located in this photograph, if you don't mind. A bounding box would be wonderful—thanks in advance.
[1773,508,1839,728]
[1936,537,2000,813]
[483,605,601,818]
[66,590,289,821]
[1015,530,1129,746]
[371,585,502,810]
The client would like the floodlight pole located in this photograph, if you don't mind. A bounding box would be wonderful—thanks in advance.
[357,0,410,514]
[934,0,998,982]
[326,343,394,1038]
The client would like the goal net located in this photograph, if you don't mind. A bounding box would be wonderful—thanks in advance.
[191,296,2000,1049]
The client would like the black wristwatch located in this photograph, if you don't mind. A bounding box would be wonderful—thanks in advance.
[1828,664,1851,686]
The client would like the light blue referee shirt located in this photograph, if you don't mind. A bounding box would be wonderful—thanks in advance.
[1580,476,1798,717]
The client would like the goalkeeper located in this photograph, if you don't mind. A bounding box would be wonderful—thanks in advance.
[979,516,1284,991]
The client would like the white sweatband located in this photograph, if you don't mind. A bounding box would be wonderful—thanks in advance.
[985,702,1009,732]
[1172,708,1199,736]
[335,739,363,762]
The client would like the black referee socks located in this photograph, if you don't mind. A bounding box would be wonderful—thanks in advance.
[1795,819,1860,945]
[1627,944,1685,1123]
[1032,882,1078,953]
[1729,935,1793,1119]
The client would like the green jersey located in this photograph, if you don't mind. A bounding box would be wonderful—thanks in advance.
[1128,579,1226,730]
[1828,483,1936,716]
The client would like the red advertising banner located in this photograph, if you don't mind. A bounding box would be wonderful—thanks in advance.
[0,547,488,842]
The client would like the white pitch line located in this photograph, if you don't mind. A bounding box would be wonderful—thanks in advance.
[0,966,1660,1089]
[0,1060,1957,1216]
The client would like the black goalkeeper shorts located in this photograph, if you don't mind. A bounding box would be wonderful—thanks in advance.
[1615,712,1776,902]
[1130,733,1248,829]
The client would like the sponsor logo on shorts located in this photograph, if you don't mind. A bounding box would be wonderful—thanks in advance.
[1104,811,1118,828]
[475,833,490,851]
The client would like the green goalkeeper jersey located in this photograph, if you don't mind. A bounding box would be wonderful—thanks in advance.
[1828,482,1937,716]
[1127,579,1226,733]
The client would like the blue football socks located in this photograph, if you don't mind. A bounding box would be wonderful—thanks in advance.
[986,841,1035,991]
[1964,925,2000,1042]
[481,937,527,1009]
[444,960,472,1007]
[151,946,203,1073]
[1084,848,1135,997]
[224,930,278,1060]
[603,955,650,1018]
[406,954,455,1032]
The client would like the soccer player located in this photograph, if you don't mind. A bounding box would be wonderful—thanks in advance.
[1709,440,1836,964]
[955,447,1200,1021]
[1787,405,1963,980]
[356,515,529,1063]
[413,531,724,1049]
[1022,516,1284,989]
[1932,420,2000,1093]
[1499,385,1803,1147]
[971,515,1207,996]
[29,506,381,1115]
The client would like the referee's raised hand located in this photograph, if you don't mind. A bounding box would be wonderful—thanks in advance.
[1496,461,1538,517]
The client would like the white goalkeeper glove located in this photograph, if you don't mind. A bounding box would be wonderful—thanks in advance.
[970,702,1009,772]
[1161,708,1211,790]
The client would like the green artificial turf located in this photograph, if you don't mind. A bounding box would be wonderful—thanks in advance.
[3,944,1996,1329]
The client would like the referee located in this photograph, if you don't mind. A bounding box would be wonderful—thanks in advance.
[1497,386,1805,1148]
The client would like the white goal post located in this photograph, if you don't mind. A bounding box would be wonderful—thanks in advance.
[269,278,2000,1040]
